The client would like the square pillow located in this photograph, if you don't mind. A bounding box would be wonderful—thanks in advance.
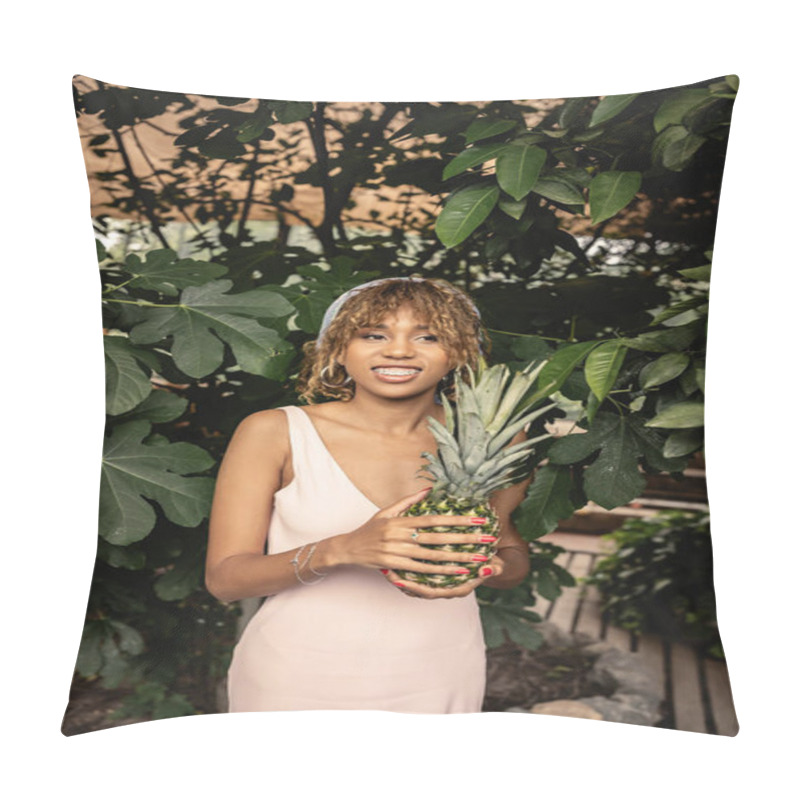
[63,74,738,735]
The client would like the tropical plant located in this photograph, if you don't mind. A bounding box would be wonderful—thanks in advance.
[585,511,723,658]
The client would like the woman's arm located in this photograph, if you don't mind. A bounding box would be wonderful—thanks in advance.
[205,410,331,602]
[206,410,490,602]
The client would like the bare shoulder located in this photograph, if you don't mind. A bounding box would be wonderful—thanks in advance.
[225,407,291,466]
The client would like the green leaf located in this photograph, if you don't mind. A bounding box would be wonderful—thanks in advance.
[108,620,145,655]
[75,624,103,676]
[495,142,547,201]
[154,550,204,601]
[121,250,227,296]
[435,183,500,248]
[97,540,146,570]
[504,616,545,651]
[582,415,647,509]
[629,417,689,473]
[104,336,154,416]
[646,402,705,429]
[442,142,507,181]
[638,352,690,389]
[653,89,709,132]
[663,129,706,171]
[664,428,704,458]
[537,341,599,395]
[129,280,295,378]
[679,264,712,281]
[585,340,627,403]
[533,174,585,205]
[465,118,517,143]
[622,320,704,353]
[589,93,639,127]
[650,295,708,325]
[96,239,108,262]
[498,196,527,220]
[120,389,188,424]
[514,464,576,539]
[589,171,641,224]
[99,421,215,545]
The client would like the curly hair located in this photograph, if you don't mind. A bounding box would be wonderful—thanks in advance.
[296,278,491,404]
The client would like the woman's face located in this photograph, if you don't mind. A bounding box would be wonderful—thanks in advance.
[338,304,453,399]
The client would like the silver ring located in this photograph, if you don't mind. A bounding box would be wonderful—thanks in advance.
[411,529,420,540]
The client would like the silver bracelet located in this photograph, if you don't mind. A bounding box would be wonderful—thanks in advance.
[304,542,329,578]
[290,543,328,585]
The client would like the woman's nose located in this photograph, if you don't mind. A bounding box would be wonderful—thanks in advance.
[381,336,415,357]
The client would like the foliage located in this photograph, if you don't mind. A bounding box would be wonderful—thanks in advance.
[68,74,735,720]
[585,511,723,659]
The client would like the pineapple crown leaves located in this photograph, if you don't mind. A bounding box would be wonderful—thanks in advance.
[421,358,558,500]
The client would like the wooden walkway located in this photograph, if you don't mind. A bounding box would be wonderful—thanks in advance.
[537,531,739,735]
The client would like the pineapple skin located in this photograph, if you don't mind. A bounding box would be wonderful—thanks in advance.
[395,495,499,588]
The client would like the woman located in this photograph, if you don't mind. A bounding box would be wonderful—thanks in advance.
[206,277,532,713]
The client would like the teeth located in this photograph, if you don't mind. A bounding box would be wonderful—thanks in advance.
[373,368,420,376]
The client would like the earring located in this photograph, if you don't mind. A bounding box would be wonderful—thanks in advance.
[320,364,353,389]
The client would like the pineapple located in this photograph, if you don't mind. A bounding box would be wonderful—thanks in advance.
[395,358,556,588]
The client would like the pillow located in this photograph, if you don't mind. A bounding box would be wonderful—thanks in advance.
[63,74,738,735]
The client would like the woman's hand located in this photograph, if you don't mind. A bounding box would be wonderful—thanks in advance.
[382,550,507,600]
[324,487,498,581]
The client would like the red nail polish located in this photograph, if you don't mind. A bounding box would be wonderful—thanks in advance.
[393,582,405,588]
[481,567,493,577]
[455,568,470,574]
[471,555,488,562]
[480,536,497,543]
[380,569,389,574]
[470,517,487,524]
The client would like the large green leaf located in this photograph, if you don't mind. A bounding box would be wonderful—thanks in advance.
[679,264,712,281]
[582,416,647,509]
[662,128,706,171]
[99,421,215,545]
[646,402,705,429]
[589,171,642,224]
[653,89,709,132]
[104,336,156,416]
[549,413,647,509]
[589,93,639,127]
[435,183,500,248]
[537,341,599,395]
[495,142,547,201]
[465,118,517,144]
[638,352,690,389]
[129,280,295,378]
[514,464,577,539]
[120,250,227,296]
[533,174,586,205]
[585,340,628,402]
[664,428,704,458]
[119,389,188,424]
[442,142,507,181]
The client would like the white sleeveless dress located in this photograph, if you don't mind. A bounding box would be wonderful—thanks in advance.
[226,405,487,713]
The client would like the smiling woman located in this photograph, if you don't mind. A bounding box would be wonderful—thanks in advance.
[205,276,533,713]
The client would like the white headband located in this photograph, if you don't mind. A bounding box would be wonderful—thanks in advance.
[315,277,485,351]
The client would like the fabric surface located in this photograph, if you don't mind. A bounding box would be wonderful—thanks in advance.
[227,406,487,713]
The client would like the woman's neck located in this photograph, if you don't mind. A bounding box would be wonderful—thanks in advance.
[336,390,445,436]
